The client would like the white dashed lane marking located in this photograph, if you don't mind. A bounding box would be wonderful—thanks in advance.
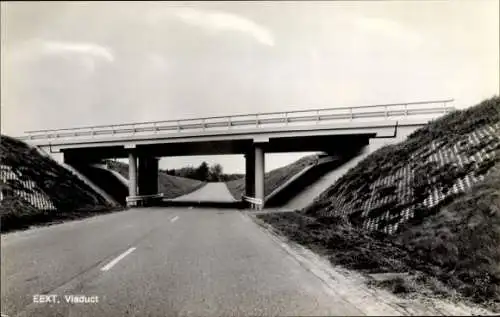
[101,215,178,272]
[100,247,136,271]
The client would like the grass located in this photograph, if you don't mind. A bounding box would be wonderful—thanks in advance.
[225,154,319,199]
[158,172,206,199]
[70,164,129,205]
[1,135,117,232]
[105,160,206,199]
[304,97,500,231]
[258,167,500,309]
[257,97,500,310]
[1,195,117,232]
[225,178,246,200]
[395,166,500,305]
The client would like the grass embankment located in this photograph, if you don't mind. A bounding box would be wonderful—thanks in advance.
[225,154,319,200]
[1,136,116,232]
[106,160,206,199]
[70,164,129,205]
[258,97,500,310]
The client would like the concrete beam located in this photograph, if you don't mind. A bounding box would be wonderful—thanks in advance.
[254,144,265,210]
[37,120,404,151]
[253,136,269,143]
[128,152,138,200]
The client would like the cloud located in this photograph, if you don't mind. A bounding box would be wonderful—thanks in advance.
[41,41,115,62]
[351,16,423,48]
[170,7,275,46]
[147,53,169,70]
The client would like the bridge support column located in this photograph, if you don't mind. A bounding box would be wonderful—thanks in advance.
[138,156,159,196]
[128,152,138,204]
[254,144,265,210]
[244,151,255,198]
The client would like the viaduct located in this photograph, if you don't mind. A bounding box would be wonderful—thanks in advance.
[19,99,454,209]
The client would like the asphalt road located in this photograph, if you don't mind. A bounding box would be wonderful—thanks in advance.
[172,183,237,203]
[1,207,363,317]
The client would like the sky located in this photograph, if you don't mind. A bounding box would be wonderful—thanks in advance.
[1,1,499,173]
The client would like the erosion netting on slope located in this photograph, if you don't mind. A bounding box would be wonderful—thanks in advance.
[304,97,500,234]
[0,135,113,231]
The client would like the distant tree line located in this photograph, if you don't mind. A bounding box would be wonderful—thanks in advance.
[163,162,243,182]
[102,159,243,182]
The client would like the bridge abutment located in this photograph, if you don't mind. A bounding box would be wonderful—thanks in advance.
[138,156,159,196]
[245,151,255,198]
[126,153,162,207]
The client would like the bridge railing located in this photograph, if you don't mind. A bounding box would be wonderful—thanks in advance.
[20,99,454,141]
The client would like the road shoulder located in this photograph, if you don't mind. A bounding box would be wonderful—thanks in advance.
[245,211,496,316]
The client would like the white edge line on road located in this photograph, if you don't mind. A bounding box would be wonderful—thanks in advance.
[101,247,136,271]
[170,216,179,223]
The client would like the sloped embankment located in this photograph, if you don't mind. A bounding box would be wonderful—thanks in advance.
[225,154,320,200]
[0,135,115,232]
[258,97,500,309]
[70,164,129,205]
[105,160,206,199]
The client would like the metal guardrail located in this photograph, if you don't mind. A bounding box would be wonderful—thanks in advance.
[20,99,454,141]
[126,193,164,207]
[242,195,264,210]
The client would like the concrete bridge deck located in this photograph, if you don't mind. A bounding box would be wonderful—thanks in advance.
[19,100,453,152]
